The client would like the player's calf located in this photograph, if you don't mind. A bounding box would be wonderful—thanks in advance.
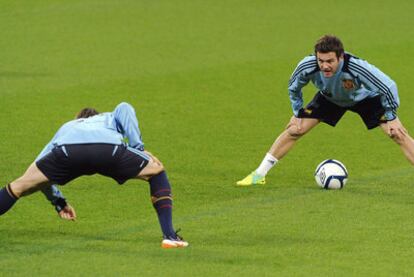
[149,171,176,238]
[389,135,401,145]
[147,170,188,248]
[134,155,187,247]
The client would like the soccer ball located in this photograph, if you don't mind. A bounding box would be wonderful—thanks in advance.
[314,159,348,189]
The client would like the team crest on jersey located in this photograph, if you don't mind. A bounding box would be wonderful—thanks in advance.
[342,79,355,90]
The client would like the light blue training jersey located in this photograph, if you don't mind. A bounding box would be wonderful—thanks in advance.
[38,102,145,203]
[288,53,399,120]
[36,102,144,161]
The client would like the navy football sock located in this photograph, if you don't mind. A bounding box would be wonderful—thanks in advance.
[149,171,175,238]
[0,184,18,215]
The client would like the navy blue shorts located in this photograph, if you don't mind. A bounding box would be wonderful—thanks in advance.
[36,144,149,185]
[297,92,388,129]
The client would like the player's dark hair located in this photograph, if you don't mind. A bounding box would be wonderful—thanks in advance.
[314,35,344,58]
[76,108,99,119]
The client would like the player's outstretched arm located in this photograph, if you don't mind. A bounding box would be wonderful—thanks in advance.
[41,185,77,221]
[40,184,73,218]
[112,102,144,149]
[52,195,77,221]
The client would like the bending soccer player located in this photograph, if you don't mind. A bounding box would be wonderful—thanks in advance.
[0,102,188,248]
[237,35,414,186]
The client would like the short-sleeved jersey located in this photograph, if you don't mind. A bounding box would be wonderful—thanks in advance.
[288,53,399,120]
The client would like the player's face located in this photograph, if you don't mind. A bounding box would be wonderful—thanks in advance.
[316,52,343,78]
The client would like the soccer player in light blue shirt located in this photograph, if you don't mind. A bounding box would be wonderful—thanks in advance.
[0,102,188,248]
[237,35,414,186]
[35,104,145,216]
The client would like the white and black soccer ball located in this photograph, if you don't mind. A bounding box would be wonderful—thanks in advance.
[314,159,348,189]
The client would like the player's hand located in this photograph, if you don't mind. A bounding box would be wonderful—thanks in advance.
[287,116,302,131]
[58,204,77,221]
[386,118,407,139]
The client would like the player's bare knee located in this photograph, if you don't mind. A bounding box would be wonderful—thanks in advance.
[138,159,164,179]
[151,162,164,175]
[287,126,305,139]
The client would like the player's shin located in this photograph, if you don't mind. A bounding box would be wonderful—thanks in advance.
[148,171,176,238]
[0,184,18,215]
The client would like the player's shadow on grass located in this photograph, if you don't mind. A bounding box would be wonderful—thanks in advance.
[0,71,50,78]
[0,228,153,255]
[0,227,144,243]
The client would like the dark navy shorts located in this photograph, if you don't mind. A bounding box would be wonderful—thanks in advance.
[297,92,388,129]
[36,144,149,185]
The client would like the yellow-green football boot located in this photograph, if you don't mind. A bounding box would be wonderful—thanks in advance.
[236,171,266,186]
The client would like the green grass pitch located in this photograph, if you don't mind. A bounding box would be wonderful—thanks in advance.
[1,1,414,276]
